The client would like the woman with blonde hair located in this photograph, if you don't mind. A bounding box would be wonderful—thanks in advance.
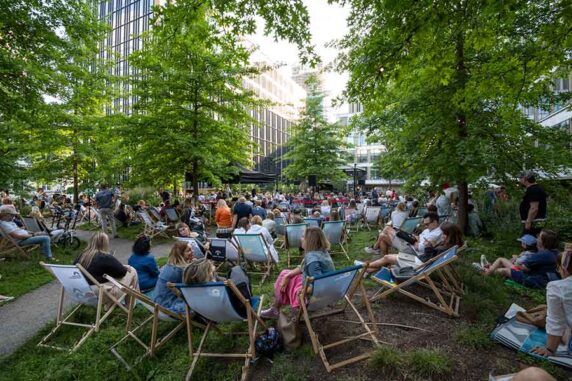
[390,202,409,228]
[74,232,139,303]
[215,198,233,238]
[248,215,279,263]
[153,241,193,314]
[183,257,218,285]
[261,227,334,318]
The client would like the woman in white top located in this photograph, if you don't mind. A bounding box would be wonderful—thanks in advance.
[320,200,331,218]
[262,211,276,237]
[248,215,279,263]
[532,249,572,357]
[390,202,409,229]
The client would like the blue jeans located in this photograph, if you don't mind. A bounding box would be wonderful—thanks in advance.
[19,235,52,259]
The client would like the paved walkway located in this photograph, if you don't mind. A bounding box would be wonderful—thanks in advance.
[0,230,173,356]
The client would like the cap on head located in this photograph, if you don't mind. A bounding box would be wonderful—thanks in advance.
[517,234,537,246]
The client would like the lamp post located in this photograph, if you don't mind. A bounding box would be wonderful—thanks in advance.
[353,162,357,198]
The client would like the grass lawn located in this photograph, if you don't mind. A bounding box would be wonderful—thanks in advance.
[0,223,569,381]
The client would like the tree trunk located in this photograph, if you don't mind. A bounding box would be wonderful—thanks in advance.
[72,152,79,204]
[455,31,469,233]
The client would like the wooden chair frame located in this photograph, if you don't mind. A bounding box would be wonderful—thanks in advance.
[170,281,266,381]
[298,265,380,372]
[369,246,461,318]
[0,225,38,259]
[137,211,170,240]
[360,207,381,231]
[234,233,274,284]
[37,263,129,352]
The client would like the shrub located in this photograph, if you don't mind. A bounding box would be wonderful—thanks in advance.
[368,345,403,375]
[409,349,451,379]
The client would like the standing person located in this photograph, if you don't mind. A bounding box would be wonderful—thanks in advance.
[214,199,233,238]
[95,184,117,239]
[519,170,547,236]
[232,197,252,228]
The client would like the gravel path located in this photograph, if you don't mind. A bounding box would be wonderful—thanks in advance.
[0,230,173,356]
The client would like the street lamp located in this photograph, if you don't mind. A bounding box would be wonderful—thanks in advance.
[353,162,357,198]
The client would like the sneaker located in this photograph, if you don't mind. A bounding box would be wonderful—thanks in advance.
[354,260,365,267]
[472,262,484,272]
[260,307,279,319]
[364,247,380,255]
[480,255,490,268]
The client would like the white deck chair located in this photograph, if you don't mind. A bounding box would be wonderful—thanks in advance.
[234,233,274,284]
[285,223,308,267]
[361,206,381,230]
[322,221,349,259]
[298,264,379,372]
[138,211,169,240]
[38,262,128,352]
[170,281,266,381]
[208,238,240,268]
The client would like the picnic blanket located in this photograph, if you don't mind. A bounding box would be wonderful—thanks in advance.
[490,303,572,369]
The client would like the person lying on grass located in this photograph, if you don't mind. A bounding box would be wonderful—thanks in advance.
[476,229,559,289]
[260,227,334,319]
[531,250,572,357]
[362,222,463,273]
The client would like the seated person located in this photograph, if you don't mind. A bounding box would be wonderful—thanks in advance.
[513,234,538,266]
[231,217,250,247]
[183,257,219,284]
[0,205,55,261]
[364,222,462,273]
[320,200,331,218]
[153,241,193,314]
[365,212,442,256]
[251,200,267,220]
[478,229,559,289]
[261,227,335,319]
[247,216,279,263]
[390,202,409,229]
[531,250,572,358]
[128,235,160,293]
[329,208,340,222]
[344,199,358,223]
[176,222,209,256]
[262,211,276,238]
[408,200,420,218]
[114,202,132,227]
[466,204,485,236]
[75,232,139,305]
[311,211,323,226]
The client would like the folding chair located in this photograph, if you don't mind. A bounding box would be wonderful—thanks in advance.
[104,275,190,370]
[398,217,423,234]
[361,206,381,231]
[164,208,180,226]
[149,207,163,223]
[234,233,274,284]
[208,238,240,269]
[380,206,392,224]
[369,246,461,317]
[22,216,43,233]
[0,226,37,258]
[284,223,307,267]
[322,220,349,259]
[137,211,169,240]
[416,207,428,217]
[37,262,128,351]
[298,264,380,372]
[304,217,321,228]
[171,281,266,381]
[274,216,286,248]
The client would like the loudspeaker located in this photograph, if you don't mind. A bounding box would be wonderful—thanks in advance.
[308,175,317,187]
[358,179,366,185]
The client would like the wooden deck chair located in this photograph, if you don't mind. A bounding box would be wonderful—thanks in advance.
[361,206,381,231]
[369,246,461,317]
[416,207,428,217]
[104,275,189,370]
[322,221,349,259]
[274,216,286,248]
[284,223,307,267]
[298,264,379,372]
[380,206,392,224]
[22,216,43,233]
[208,238,240,269]
[171,281,266,381]
[398,217,423,234]
[37,262,128,352]
[304,217,321,228]
[164,208,180,225]
[234,233,274,284]
[0,225,37,258]
[137,211,169,240]
[149,207,163,223]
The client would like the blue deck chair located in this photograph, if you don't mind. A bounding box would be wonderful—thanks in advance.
[304,217,321,228]
[164,208,180,224]
[175,237,205,258]
[37,262,128,352]
[208,238,240,267]
[322,221,349,259]
[234,233,274,284]
[416,207,428,217]
[298,264,380,372]
[285,223,308,267]
[171,281,266,381]
[398,217,423,234]
[361,206,381,230]
[380,206,392,223]
[369,246,461,317]
[274,216,286,248]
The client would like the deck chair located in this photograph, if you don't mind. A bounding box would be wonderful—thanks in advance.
[298,264,380,372]
[274,216,286,248]
[369,246,461,317]
[0,225,37,258]
[304,218,321,228]
[37,262,128,352]
[208,238,240,268]
[171,281,266,381]
[137,211,169,240]
[104,275,189,370]
[175,237,206,258]
[322,221,349,259]
[164,208,180,225]
[234,233,274,284]
[285,223,307,267]
[22,217,42,233]
[361,207,381,231]
[398,217,423,234]
[148,207,163,223]
[416,207,428,217]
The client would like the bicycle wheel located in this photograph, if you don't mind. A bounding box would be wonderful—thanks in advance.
[64,236,81,250]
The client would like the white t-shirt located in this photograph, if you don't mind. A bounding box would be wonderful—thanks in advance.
[247,225,279,263]
[262,219,276,234]
[546,277,572,337]
[0,220,28,238]
[418,227,443,253]
[391,210,409,228]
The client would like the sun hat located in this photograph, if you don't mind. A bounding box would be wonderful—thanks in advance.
[517,234,537,246]
[0,205,19,215]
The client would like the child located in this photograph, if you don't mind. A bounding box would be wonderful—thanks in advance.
[513,234,538,267]
[260,227,334,319]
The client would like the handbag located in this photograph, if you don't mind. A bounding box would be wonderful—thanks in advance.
[277,310,302,351]
[396,230,416,245]
[516,305,547,328]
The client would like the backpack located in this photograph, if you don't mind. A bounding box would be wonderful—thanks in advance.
[227,265,252,318]
[255,327,282,358]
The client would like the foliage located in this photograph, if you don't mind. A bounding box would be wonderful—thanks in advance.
[408,349,451,379]
[124,1,266,196]
[455,326,492,349]
[335,0,572,231]
[282,76,350,184]
[368,345,403,375]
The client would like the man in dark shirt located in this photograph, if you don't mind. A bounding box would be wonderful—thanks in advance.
[518,171,547,236]
[232,197,252,228]
[95,184,117,238]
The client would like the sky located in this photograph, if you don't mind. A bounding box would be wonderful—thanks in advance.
[247,0,350,119]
